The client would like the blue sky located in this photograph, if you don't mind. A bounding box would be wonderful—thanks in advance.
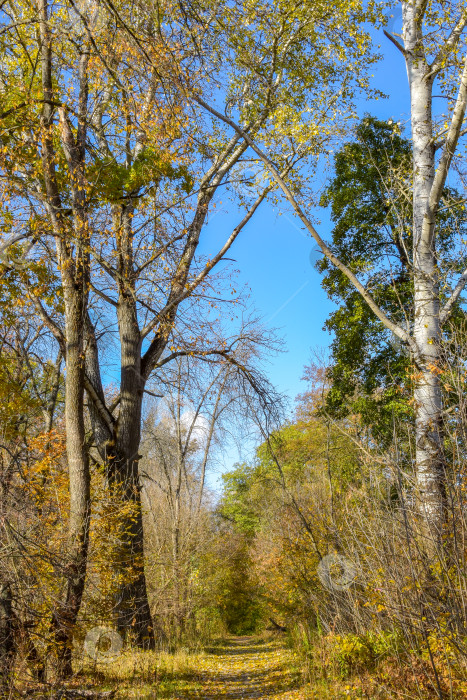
[199,20,412,483]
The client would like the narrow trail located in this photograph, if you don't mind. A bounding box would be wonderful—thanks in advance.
[175,636,305,700]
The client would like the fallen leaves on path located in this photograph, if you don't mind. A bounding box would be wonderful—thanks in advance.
[81,634,314,699]
[171,636,306,700]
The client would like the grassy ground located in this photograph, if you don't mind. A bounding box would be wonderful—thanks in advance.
[75,635,309,699]
[20,634,467,699]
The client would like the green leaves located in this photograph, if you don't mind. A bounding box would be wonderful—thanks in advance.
[219,464,261,536]
[87,148,193,203]
[317,116,467,444]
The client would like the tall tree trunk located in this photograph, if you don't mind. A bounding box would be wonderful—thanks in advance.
[403,2,446,539]
[109,447,154,649]
[38,2,91,673]
[52,286,90,677]
[172,455,182,644]
[84,305,154,648]
[51,151,91,678]
[83,172,224,647]
[110,218,154,647]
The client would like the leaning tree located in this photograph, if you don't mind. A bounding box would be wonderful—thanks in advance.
[194,0,467,543]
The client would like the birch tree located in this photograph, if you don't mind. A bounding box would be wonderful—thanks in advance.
[193,0,467,542]
[317,116,465,447]
[399,0,467,538]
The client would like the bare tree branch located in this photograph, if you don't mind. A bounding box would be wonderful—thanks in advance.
[194,94,413,351]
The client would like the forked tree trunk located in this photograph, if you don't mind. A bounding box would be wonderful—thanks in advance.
[83,154,241,644]
[106,212,155,648]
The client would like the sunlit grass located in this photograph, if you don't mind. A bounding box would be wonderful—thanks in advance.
[71,635,309,699]
[77,646,206,698]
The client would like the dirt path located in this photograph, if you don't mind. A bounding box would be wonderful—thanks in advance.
[175,636,305,700]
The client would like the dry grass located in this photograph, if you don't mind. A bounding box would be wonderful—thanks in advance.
[32,635,308,699]
[76,646,207,698]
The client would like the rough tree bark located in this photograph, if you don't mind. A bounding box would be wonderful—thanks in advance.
[38,0,91,675]
[109,203,153,646]
[83,133,256,645]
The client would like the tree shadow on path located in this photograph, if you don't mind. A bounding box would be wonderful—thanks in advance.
[162,636,301,700]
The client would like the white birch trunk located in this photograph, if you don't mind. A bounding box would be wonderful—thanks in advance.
[403,1,445,536]
[201,2,467,539]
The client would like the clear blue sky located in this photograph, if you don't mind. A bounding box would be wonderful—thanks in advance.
[200,21,412,482]
[206,29,410,399]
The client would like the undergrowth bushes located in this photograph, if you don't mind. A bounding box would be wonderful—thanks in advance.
[219,358,467,698]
